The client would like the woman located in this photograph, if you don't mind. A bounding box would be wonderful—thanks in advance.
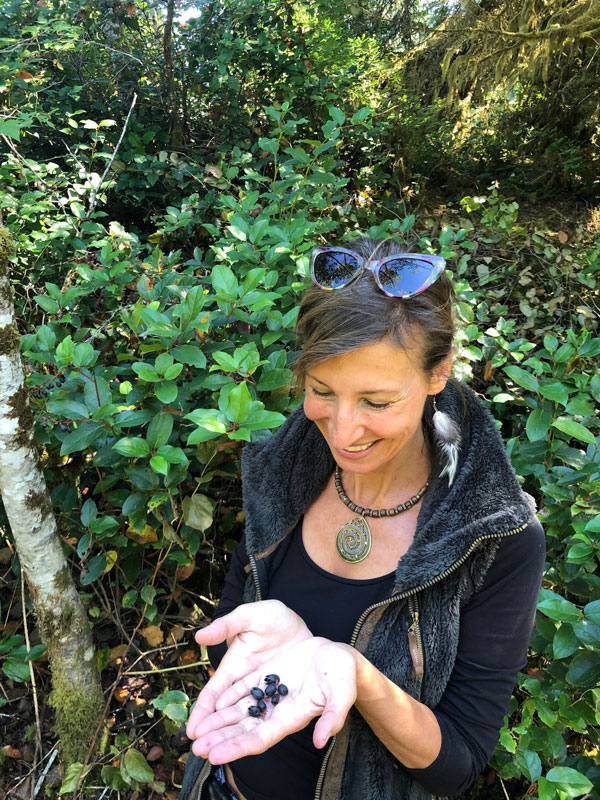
[180,239,545,800]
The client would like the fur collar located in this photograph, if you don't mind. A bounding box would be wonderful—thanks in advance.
[241,381,534,593]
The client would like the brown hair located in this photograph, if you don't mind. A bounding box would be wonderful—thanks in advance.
[293,237,457,442]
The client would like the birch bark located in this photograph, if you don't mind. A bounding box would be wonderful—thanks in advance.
[0,228,104,763]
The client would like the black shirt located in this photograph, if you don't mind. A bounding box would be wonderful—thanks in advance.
[209,518,545,798]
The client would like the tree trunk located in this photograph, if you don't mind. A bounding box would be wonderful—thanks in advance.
[163,0,184,147]
[0,228,104,765]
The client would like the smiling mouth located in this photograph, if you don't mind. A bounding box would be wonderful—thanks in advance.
[344,441,379,452]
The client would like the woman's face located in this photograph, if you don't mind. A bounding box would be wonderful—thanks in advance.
[303,338,450,476]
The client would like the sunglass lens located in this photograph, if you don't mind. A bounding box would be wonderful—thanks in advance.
[378,258,437,297]
[313,251,361,288]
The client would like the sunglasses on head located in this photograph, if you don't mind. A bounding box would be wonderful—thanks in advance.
[310,246,446,298]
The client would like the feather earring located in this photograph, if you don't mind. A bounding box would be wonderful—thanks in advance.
[432,396,461,486]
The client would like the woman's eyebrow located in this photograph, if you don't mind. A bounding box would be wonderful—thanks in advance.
[307,373,402,396]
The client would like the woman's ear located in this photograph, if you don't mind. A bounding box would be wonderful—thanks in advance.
[428,353,454,395]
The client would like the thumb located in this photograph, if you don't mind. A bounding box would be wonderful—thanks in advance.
[194,603,262,646]
[313,704,350,749]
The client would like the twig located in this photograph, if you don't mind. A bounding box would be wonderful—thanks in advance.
[500,776,511,800]
[92,41,144,65]
[32,747,59,799]
[72,545,171,800]
[21,571,42,787]
[125,658,208,675]
[87,92,137,217]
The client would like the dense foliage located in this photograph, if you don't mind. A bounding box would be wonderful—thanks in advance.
[0,0,598,798]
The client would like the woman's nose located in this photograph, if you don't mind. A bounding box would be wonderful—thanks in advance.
[328,405,365,449]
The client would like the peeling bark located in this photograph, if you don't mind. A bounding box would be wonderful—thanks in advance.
[0,228,104,764]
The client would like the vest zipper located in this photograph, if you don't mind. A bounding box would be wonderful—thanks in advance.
[313,522,527,800]
[249,553,262,601]
[407,594,424,679]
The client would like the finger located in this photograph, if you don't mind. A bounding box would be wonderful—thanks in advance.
[193,703,247,739]
[186,684,221,739]
[195,715,288,764]
[194,604,261,646]
[214,669,261,712]
[313,706,349,749]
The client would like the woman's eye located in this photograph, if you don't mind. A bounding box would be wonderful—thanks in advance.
[364,399,391,410]
[311,387,332,398]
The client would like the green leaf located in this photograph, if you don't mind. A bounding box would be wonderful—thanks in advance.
[122,749,155,784]
[537,776,557,800]
[81,553,106,585]
[572,618,600,646]
[182,494,213,531]
[526,408,551,442]
[187,427,222,444]
[59,422,102,455]
[146,413,173,449]
[59,763,91,794]
[566,651,600,688]
[225,382,252,423]
[73,342,96,367]
[132,362,160,382]
[590,373,600,403]
[152,689,188,709]
[543,334,558,352]
[515,748,541,782]
[538,589,581,622]
[163,703,188,723]
[154,352,174,374]
[2,658,31,682]
[80,498,98,527]
[584,599,600,624]
[211,264,238,299]
[150,455,168,475]
[539,381,570,405]
[155,445,188,464]
[47,399,90,419]
[552,418,595,445]
[172,344,207,368]
[545,766,593,797]
[84,376,111,411]
[503,365,539,392]
[257,368,292,391]
[36,325,56,351]
[329,105,345,125]
[0,119,21,139]
[113,438,150,458]
[155,380,178,404]
[553,624,580,659]
[55,335,75,365]
[35,295,60,314]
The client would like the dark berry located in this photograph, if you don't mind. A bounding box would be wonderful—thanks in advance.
[60,424,67,432]
[48,383,54,389]
[264,683,277,697]
[248,706,261,718]
[270,694,280,705]
[250,687,264,701]
[257,699,266,712]
[265,674,279,684]
[278,684,288,696]
[40,421,47,428]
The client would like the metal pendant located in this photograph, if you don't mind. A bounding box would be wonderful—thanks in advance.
[336,516,372,563]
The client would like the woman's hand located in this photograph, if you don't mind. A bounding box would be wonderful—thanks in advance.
[186,600,312,740]
[189,637,358,764]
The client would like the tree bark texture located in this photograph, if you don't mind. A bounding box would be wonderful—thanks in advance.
[0,228,104,764]
[163,0,184,147]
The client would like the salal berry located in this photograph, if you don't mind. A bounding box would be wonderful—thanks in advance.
[251,687,265,700]
[270,694,280,706]
[248,706,261,718]
[264,683,277,697]
[278,684,289,696]
[265,674,279,684]
[257,699,266,712]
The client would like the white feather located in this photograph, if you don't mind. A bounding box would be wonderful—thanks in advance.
[433,409,461,486]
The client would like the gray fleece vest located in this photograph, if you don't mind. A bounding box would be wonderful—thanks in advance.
[183,381,534,800]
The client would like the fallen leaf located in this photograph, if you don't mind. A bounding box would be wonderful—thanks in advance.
[168,624,185,643]
[147,746,163,761]
[176,558,195,582]
[483,361,494,382]
[15,71,33,81]
[178,649,198,666]
[141,625,164,647]
[109,644,129,665]
[558,230,568,243]
[114,686,130,702]
[1,745,22,759]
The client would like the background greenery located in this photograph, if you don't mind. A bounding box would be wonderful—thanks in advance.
[0,0,598,797]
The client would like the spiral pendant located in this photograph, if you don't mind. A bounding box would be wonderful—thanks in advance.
[336,516,372,563]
